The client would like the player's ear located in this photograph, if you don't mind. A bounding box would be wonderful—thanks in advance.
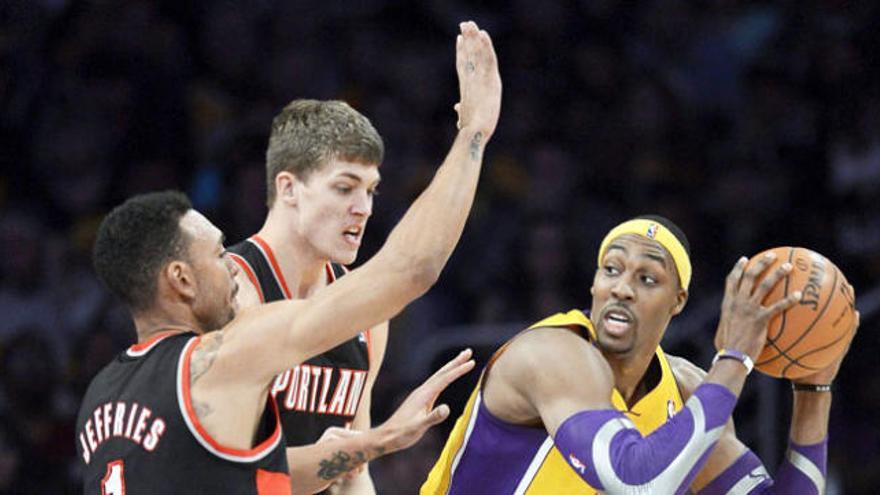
[671,288,688,316]
[164,260,197,302]
[275,171,299,207]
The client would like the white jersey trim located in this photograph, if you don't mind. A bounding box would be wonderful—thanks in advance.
[176,337,282,463]
[445,393,483,495]
[727,464,771,494]
[126,332,180,357]
[513,436,554,495]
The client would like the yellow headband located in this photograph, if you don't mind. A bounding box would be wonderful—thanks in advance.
[597,219,692,290]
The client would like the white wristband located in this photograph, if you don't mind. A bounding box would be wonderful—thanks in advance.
[712,349,754,374]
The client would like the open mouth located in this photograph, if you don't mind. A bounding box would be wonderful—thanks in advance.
[342,225,363,247]
[601,306,636,337]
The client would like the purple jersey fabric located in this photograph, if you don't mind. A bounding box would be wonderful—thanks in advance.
[446,394,549,494]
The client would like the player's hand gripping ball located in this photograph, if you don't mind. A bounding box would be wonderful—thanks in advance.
[745,247,857,379]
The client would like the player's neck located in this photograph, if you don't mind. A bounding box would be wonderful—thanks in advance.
[256,212,329,299]
[132,307,201,343]
[605,351,655,408]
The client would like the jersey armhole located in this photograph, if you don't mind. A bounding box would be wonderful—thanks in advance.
[176,337,282,463]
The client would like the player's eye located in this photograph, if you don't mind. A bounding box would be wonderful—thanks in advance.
[641,274,658,285]
[603,265,620,275]
[334,185,353,194]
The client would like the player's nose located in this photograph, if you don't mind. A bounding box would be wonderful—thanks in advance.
[350,192,373,217]
[610,276,636,301]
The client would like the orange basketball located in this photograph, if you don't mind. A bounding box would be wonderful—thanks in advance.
[744,247,857,379]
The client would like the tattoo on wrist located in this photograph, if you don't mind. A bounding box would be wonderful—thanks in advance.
[469,131,483,161]
[316,446,386,480]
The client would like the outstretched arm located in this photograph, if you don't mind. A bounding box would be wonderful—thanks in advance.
[230,21,501,381]
[690,310,859,495]
[286,349,475,494]
[187,21,500,452]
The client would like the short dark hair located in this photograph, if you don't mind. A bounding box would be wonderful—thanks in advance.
[93,191,192,312]
[634,214,691,258]
[265,99,384,207]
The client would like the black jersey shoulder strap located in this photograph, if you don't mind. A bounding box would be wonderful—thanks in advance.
[227,237,288,303]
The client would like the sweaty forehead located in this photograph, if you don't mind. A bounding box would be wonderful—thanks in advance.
[179,210,223,245]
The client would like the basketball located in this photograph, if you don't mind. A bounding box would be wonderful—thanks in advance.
[743,247,857,379]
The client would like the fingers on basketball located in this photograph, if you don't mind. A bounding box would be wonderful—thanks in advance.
[740,252,777,296]
[746,247,857,379]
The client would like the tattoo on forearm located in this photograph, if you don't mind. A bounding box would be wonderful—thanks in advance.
[469,131,483,161]
[316,447,385,480]
[466,61,475,73]
[190,332,224,384]
[317,451,367,480]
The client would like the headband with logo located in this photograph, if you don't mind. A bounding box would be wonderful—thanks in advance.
[597,219,692,290]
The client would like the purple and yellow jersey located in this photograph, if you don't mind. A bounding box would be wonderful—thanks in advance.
[421,309,684,494]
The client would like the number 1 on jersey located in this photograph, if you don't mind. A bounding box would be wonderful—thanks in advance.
[101,460,126,495]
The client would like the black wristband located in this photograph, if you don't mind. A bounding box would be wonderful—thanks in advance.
[792,383,832,393]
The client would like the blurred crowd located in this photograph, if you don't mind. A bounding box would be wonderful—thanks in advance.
[1,0,878,493]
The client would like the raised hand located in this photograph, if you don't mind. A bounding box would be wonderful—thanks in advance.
[377,349,475,453]
[454,21,502,141]
[714,253,802,361]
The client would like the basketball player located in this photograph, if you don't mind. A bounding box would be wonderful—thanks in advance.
[224,99,393,493]
[76,21,501,494]
[225,46,490,495]
[422,216,859,494]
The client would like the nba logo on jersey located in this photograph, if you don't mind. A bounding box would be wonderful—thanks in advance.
[646,223,659,239]
[568,454,586,475]
[666,399,676,420]
[358,332,367,344]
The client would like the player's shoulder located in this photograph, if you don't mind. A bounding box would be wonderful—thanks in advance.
[498,324,604,385]
[226,239,248,256]
[665,353,707,400]
[510,325,589,354]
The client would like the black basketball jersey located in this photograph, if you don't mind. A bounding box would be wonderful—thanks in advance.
[228,235,371,447]
[76,331,291,494]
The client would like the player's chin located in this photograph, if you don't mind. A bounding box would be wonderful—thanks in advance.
[596,331,636,356]
[332,246,358,266]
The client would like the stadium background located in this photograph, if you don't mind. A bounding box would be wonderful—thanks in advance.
[1,1,879,492]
